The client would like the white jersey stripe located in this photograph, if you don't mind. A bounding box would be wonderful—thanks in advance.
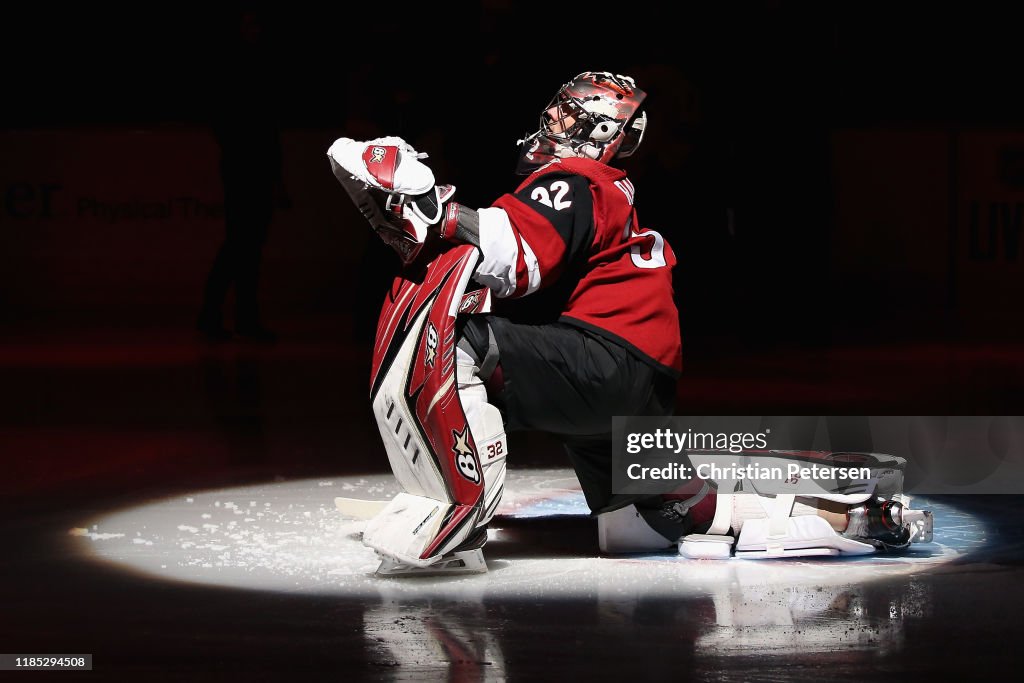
[614,180,634,205]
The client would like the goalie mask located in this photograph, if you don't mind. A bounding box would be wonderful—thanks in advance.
[516,71,648,174]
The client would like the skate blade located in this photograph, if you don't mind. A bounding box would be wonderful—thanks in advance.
[375,549,487,577]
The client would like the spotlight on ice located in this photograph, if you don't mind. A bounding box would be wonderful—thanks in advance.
[68,470,983,602]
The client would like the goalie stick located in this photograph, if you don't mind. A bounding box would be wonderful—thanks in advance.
[334,496,389,521]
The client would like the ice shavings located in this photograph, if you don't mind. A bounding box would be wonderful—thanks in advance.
[68,528,125,541]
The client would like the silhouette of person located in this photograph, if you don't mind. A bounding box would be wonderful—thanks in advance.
[198,8,285,342]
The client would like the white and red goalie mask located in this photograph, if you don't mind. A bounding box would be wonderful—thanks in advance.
[516,71,648,174]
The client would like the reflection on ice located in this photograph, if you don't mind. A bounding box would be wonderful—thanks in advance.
[695,577,931,655]
[363,601,507,679]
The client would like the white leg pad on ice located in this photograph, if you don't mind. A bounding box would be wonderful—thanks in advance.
[735,515,875,558]
[732,493,875,558]
[677,492,879,559]
[363,492,460,568]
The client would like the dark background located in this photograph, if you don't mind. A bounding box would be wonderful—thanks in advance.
[3,5,1024,681]
[2,2,1023,503]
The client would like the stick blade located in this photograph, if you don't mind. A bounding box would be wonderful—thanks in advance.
[334,496,390,520]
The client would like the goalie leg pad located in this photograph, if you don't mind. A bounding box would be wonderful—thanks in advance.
[363,492,477,567]
[729,493,877,558]
[370,303,450,502]
[680,490,934,559]
[456,344,507,528]
[734,513,876,558]
[363,351,506,571]
[364,248,501,572]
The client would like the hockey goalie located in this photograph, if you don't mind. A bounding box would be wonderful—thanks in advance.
[327,72,932,575]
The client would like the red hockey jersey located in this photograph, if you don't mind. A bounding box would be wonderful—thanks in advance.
[485,157,682,376]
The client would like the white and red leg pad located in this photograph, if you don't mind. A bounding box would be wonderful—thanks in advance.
[365,359,505,576]
[679,493,877,559]
[363,247,506,574]
[362,491,485,573]
[364,247,481,565]
[456,347,507,529]
[365,360,505,576]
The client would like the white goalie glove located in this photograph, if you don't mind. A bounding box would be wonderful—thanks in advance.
[327,136,471,261]
[327,136,436,195]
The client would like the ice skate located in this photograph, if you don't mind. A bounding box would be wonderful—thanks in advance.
[843,495,933,550]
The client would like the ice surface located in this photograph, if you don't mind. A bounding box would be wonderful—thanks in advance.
[68,469,983,603]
